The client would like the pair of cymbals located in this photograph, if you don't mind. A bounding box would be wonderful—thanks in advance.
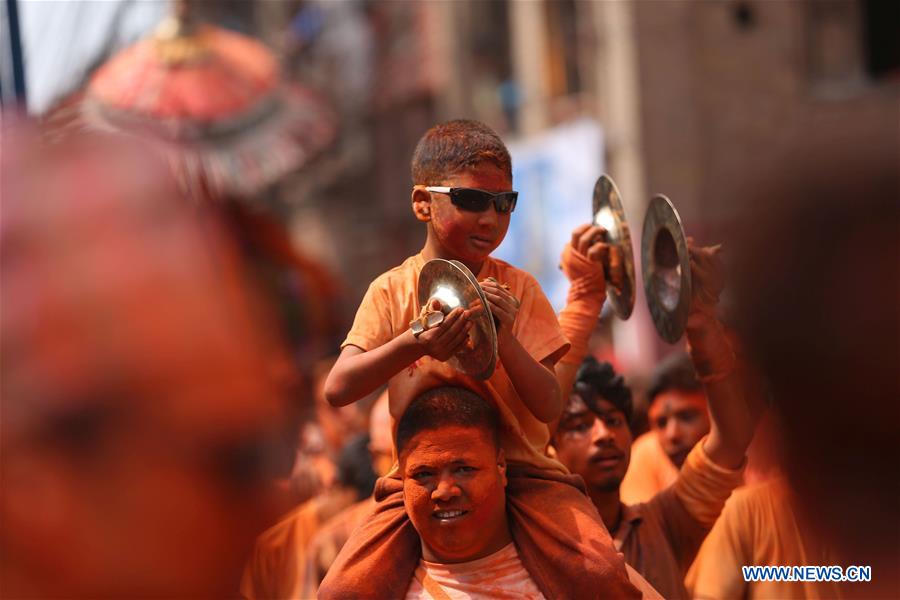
[416,175,692,380]
[593,175,691,344]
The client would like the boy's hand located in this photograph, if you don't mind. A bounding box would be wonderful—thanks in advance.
[414,300,473,361]
[479,279,562,424]
[479,278,519,345]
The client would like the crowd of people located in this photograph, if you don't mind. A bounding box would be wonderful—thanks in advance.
[1,116,896,599]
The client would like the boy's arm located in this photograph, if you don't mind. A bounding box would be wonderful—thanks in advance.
[324,304,472,407]
[480,281,562,423]
[687,242,759,469]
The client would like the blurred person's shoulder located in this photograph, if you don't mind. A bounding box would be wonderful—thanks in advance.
[253,499,321,553]
[721,478,789,533]
[730,478,786,506]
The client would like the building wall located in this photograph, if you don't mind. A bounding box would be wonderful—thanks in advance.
[273,0,897,360]
[634,0,898,231]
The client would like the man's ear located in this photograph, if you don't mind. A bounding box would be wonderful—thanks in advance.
[497,448,507,487]
[412,187,432,222]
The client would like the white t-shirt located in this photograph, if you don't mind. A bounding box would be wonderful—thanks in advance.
[405,543,545,599]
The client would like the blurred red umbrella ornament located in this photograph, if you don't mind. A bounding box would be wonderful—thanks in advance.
[68,3,346,371]
[79,1,337,200]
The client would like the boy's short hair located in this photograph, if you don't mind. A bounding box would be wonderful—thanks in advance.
[574,357,634,425]
[411,119,512,186]
[647,352,702,405]
[396,387,500,455]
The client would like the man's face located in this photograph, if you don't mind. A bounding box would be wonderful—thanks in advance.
[648,390,709,468]
[423,163,512,266]
[401,425,508,563]
[553,386,632,493]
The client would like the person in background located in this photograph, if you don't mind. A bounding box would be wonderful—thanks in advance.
[551,354,752,599]
[685,476,837,599]
[285,357,372,507]
[302,390,393,596]
[241,412,378,600]
[620,353,709,504]
[549,219,757,598]
[0,130,291,598]
[690,123,899,599]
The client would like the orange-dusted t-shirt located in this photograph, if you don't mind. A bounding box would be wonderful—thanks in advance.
[685,478,843,600]
[342,253,570,474]
[240,490,356,600]
[404,543,546,599]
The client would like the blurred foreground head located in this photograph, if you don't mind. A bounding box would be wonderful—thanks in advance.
[1,128,290,598]
[733,120,898,583]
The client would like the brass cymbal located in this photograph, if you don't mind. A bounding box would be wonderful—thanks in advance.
[641,195,692,343]
[592,174,636,319]
[417,259,497,380]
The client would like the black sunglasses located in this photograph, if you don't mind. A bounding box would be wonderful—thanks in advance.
[425,186,518,214]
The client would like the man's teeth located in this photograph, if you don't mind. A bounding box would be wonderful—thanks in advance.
[436,510,465,518]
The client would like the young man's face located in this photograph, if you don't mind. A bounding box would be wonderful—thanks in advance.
[648,390,709,468]
[422,162,512,267]
[553,385,632,493]
[400,425,509,564]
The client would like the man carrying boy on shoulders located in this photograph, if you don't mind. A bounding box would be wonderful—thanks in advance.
[321,120,637,599]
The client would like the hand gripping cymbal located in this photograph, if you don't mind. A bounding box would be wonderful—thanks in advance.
[417,259,498,380]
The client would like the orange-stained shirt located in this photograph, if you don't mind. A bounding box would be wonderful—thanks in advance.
[685,478,843,600]
[620,431,680,505]
[404,543,546,599]
[241,500,321,600]
[240,491,356,600]
[301,497,377,597]
[343,253,570,473]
